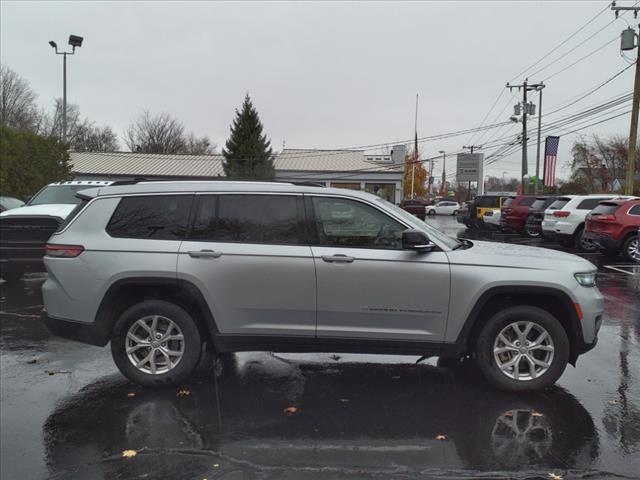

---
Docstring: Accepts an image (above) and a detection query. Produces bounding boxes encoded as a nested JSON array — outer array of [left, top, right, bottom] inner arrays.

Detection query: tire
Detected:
[[475, 306, 569, 393], [524, 216, 540, 238], [0, 269, 23, 283], [452, 210, 459, 216], [427, 210, 436, 217], [622, 234, 640, 263], [574, 226, 597, 252], [110, 300, 202, 387]]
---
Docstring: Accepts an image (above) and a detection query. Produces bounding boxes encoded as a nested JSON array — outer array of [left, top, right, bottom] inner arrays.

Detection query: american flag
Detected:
[[543, 136, 560, 187]]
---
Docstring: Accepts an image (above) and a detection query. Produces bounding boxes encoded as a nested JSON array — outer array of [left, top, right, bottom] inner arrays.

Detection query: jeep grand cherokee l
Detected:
[[41, 181, 603, 392]]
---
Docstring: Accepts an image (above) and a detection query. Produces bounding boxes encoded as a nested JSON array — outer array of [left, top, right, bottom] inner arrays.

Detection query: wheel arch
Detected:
[[452, 286, 583, 365], [94, 277, 218, 347]]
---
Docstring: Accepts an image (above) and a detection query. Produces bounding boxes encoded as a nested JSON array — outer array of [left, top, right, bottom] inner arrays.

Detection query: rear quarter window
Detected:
[[56, 199, 89, 232], [106, 195, 193, 240], [629, 204, 640, 216], [548, 198, 570, 210], [519, 197, 536, 207], [590, 203, 620, 216]]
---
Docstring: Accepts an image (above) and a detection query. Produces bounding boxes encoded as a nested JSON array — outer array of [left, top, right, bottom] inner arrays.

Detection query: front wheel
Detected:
[[475, 306, 569, 393], [524, 216, 541, 238], [111, 300, 202, 387], [427, 210, 436, 217]]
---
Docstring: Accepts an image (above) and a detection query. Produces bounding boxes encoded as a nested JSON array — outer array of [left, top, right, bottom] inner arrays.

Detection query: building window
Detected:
[[364, 183, 396, 203]]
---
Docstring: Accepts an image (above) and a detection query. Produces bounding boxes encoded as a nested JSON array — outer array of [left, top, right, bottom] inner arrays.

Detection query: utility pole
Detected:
[[534, 83, 545, 194], [439, 150, 446, 196], [411, 94, 419, 198], [506, 80, 543, 194], [612, 2, 640, 195]]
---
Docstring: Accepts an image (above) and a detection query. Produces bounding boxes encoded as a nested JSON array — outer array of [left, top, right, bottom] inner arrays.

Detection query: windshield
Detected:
[[29, 185, 86, 206], [377, 198, 460, 250], [0, 196, 24, 210]]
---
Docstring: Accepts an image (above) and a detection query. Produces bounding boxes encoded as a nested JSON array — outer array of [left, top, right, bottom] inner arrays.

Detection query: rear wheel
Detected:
[[111, 300, 202, 387], [475, 306, 569, 393], [427, 210, 436, 216], [575, 227, 597, 252], [622, 234, 640, 262], [524, 216, 540, 238]]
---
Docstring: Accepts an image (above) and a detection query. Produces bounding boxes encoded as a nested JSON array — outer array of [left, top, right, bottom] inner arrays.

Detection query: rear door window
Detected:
[[189, 194, 304, 245], [577, 198, 611, 210], [106, 195, 193, 240]]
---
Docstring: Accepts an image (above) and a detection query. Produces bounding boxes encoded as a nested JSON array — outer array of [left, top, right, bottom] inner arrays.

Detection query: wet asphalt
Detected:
[[0, 216, 639, 480]]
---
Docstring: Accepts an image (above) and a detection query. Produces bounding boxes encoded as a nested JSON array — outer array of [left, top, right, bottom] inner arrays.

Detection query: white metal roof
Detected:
[[69, 149, 403, 178]]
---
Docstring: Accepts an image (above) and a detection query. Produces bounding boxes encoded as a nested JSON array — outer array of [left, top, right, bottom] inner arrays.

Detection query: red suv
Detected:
[[585, 199, 640, 262], [400, 198, 430, 220], [500, 195, 537, 233]]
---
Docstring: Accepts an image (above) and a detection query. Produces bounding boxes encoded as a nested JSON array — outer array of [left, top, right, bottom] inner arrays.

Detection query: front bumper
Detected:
[[41, 310, 110, 347]]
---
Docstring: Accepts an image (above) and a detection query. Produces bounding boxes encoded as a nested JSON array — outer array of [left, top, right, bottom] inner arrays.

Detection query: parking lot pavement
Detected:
[[1, 216, 639, 480]]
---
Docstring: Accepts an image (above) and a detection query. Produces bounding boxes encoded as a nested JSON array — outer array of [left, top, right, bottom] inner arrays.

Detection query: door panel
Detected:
[[312, 247, 450, 340], [308, 195, 450, 341], [178, 194, 316, 337]]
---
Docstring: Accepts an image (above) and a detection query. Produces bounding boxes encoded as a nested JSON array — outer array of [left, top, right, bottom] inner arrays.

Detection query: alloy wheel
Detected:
[[493, 321, 555, 381], [125, 315, 185, 375], [629, 237, 640, 262]]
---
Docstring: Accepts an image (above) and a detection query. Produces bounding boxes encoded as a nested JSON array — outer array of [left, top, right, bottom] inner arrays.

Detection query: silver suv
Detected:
[[41, 181, 604, 392]]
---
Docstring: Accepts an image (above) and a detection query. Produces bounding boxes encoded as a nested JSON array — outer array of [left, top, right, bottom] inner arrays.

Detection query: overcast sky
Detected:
[[1, 1, 637, 181]]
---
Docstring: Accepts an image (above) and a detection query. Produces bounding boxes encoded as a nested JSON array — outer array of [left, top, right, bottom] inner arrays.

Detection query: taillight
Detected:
[[598, 214, 616, 222], [45, 244, 84, 258], [553, 211, 570, 218]]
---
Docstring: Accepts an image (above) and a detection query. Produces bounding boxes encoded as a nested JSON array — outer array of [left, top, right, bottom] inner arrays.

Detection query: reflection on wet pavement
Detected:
[[1, 217, 639, 480]]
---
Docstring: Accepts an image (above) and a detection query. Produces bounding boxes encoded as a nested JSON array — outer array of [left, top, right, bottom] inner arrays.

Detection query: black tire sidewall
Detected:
[[475, 306, 569, 393], [622, 234, 639, 262], [110, 300, 202, 387]]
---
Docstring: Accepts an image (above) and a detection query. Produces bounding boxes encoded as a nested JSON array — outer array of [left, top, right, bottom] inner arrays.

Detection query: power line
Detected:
[[543, 35, 619, 81]]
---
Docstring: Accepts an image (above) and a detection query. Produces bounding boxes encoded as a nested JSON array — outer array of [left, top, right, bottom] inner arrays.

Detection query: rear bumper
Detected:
[[582, 232, 621, 251], [41, 310, 109, 347]]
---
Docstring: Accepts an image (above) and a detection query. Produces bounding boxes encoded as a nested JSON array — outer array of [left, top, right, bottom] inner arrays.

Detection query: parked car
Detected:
[[541, 194, 623, 251], [468, 195, 510, 228], [584, 199, 640, 262], [482, 209, 501, 229], [0, 196, 25, 213], [0, 180, 112, 282], [499, 195, 537, 233], [456, 201, 472, 226], [523, 196, 559, 238], [41, 181, 603, 392], [425, 200, 460, 216], [400, 198, 431, 220]]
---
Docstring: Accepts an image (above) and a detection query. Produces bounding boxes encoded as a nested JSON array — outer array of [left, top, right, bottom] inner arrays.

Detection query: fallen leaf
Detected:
[[27, 359, 37, 364], [127, 392, 136, 398], [45, 370, 71, 376], [532, 411, 544, 417], [122, 450, 137, 458], [284, 406, 299, 415], [330, 355, 341, 361], [435, 434, 447, 440], [177, 389, 191, 397], [548, 473, 563, 480], [608, 400, 619, 405]]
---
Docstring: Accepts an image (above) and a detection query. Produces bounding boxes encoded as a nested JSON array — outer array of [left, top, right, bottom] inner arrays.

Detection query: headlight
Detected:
[[574, 272, 597, 287]]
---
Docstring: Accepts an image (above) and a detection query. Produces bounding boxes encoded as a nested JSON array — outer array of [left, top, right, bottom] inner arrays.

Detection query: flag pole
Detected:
[[412, 94, 418, 198]]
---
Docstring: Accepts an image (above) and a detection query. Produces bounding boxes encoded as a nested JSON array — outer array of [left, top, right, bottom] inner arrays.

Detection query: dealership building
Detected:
[[70, 146, 406, 203]]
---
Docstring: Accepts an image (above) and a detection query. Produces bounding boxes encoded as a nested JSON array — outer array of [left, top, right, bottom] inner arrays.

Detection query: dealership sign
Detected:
[[456, 153, 484, 182]]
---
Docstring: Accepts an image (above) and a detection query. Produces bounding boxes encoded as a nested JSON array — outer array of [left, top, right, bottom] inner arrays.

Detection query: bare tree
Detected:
[[0, 64, 40, 131], [125, 111, 186, 153], [73, 124, 119, 152], [125, 111, 215, 154]]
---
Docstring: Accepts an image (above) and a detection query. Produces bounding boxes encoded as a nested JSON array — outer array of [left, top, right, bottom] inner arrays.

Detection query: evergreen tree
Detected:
[[223, 94, 274, 180]]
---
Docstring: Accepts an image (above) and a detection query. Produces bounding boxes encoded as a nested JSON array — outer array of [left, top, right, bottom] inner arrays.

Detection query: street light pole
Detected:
[[534, 83, 545, 194], [439, 150, 446, 196], [49, 35, 83, 145]]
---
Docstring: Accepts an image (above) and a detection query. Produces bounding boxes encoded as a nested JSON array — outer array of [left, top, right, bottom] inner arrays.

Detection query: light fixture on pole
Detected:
[[48, 34, 84, 145]]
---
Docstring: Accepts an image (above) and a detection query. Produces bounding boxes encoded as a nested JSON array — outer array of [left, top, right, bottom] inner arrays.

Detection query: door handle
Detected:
[[321, 254, 355, 263], [188, 249, 222, 259]]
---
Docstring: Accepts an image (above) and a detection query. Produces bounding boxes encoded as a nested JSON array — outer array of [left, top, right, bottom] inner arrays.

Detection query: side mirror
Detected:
[[402, 229, 436, 253]]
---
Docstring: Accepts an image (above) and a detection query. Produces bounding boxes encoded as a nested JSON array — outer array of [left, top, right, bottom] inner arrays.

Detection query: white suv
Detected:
[[541, 195, 631, 251]]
